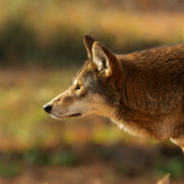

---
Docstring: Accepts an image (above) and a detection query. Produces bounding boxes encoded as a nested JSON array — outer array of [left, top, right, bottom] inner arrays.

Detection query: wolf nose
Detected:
[[43, 104, 52, 113]]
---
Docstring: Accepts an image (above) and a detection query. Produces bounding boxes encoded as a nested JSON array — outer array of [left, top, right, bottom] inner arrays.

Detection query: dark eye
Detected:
[[76, 84, 81, 90]]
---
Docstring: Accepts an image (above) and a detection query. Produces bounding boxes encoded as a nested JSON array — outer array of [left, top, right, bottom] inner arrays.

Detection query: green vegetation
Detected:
[[0, 0, 184, 67], [0, 69, 144, 150], [0, 0, 184, 182], [0, 162, 21, 177], [0, 69, 184, 179]]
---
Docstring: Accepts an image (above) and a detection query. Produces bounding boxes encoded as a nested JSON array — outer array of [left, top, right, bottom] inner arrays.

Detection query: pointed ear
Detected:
[[92, 41, 117, 78], [83, 33, 96, 59]]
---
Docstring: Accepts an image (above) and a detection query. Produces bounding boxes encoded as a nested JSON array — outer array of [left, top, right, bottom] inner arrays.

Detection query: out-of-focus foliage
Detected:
[[0, 0, 184, 67], [1, 69, 184, 181], [0, 69, 146, 151], [1, 0, 184, 183]]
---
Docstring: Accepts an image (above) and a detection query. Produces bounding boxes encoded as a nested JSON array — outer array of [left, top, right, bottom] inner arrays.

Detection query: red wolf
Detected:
[[44, 33, 184, 152]]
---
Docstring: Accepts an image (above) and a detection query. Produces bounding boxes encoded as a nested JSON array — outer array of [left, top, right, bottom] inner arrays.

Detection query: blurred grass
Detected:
[[1, 1, 184, 67], [0, 68, 184, 180], [0, 0, 184, 181], [0, 68, 155, 151]]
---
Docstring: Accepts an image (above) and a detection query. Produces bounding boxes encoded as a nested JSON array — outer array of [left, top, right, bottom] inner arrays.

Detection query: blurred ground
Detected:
[[0, 165, 180, 184], [1, 69, 184, 184], [1, 0, 184, 183], [1, 1, 184, 68]]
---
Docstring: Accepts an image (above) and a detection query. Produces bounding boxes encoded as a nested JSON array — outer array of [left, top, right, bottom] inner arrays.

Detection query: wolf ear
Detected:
[[83, 33, 96, 59], [92, 41, 117, 78]]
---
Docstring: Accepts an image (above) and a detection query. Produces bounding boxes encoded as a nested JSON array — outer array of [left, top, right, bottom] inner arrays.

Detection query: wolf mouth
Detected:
[[68, 113, 82, 118]]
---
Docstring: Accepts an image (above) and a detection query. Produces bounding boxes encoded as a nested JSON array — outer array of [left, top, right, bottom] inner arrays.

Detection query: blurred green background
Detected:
[[1, 0, 184, 184]]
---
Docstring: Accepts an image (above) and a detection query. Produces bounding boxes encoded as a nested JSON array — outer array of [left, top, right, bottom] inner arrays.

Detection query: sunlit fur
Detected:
[[44, 34, 184, 152]]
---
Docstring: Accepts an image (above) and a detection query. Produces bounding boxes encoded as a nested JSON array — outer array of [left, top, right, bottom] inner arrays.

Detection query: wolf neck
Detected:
[[111, 50, 183, 132], [108, 57, 165, 139], [117, 51, 183, 117], [115, 56, 157, 117], [107, 44, 184, 140]]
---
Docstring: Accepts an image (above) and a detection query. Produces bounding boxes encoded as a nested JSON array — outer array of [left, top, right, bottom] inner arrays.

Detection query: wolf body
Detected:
[[44, 34, 184, 151]]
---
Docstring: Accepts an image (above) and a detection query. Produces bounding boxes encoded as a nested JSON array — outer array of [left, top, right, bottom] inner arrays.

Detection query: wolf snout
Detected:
[[43, 104, 52, 113]]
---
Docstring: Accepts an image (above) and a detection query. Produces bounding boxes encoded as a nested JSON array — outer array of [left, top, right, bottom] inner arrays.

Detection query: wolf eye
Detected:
[[75, 84, 81, 90]]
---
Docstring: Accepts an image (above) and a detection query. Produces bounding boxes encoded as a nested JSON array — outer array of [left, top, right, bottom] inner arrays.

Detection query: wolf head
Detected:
[[43, 34, 123, 120]]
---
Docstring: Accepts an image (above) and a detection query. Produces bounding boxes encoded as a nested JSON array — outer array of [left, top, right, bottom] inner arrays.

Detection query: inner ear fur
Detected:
[[92, 41, 118, 78], [83, 33, 96, 59]]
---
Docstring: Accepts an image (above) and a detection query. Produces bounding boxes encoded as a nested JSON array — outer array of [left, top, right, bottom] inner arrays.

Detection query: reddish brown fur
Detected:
[[114, 43, 184, 150], [44, 34, 184, 152]]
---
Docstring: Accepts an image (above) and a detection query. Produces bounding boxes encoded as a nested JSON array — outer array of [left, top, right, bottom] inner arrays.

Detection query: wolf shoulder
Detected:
[[117, 43, 184, 80], [115, 43, 184, 115]]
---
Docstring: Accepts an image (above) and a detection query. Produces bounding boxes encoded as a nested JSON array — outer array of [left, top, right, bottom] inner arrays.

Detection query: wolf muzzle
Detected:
[[43, 104, 52, 113]]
